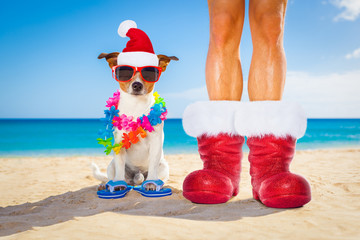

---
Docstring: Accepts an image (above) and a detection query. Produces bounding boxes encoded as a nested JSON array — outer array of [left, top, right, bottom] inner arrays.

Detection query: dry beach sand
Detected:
[[1, 148, 360, 239]]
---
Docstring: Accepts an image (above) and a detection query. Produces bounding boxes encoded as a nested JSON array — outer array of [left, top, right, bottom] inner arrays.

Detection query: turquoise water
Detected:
[[0, 119, 359, 156]]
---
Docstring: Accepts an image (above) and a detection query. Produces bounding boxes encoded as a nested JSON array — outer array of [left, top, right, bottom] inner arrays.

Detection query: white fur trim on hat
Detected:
[[117, 52, 158, 67], [234, 101, 307, 139], [118, 20, 137, 37], [182, 101, 240, 137]]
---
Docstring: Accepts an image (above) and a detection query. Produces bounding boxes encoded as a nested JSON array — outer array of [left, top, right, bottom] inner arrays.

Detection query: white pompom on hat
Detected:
[[117, 20, 158, 67], [118, 20, 137, 37]]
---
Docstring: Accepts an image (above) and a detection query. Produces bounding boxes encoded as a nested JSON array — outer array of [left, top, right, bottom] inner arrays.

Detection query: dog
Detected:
[[92, 53, 178, 191]]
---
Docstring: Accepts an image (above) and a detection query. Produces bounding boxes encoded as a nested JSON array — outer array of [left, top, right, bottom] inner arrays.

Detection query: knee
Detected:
[[252, 6, 285, 46], [210, 12, 241, 49]]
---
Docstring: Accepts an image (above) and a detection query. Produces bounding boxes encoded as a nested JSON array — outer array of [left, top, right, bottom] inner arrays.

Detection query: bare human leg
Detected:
[[248, 0, 287, 101], [206, 0, 245, 100]]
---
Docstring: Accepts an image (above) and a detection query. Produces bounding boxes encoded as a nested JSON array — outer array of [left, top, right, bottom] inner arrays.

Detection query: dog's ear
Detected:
[[157, 54, 179, 72], [98, 52, 120, 68]]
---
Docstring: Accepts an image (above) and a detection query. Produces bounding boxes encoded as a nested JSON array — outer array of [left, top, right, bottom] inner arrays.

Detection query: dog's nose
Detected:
[[132, 82, 143, 92]]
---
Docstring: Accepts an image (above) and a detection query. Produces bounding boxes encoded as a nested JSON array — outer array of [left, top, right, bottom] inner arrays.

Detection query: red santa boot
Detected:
[[235, 101, 311, 208], [182, 101, 244, 204]]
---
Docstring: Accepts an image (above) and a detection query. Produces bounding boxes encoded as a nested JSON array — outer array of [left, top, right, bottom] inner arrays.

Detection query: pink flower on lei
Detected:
[[112, 116, 121, 130], [128, 121, 140, 132], [106, 90, 120, 109], [141, 116, 154, 132], [113, 114, 135, 131]]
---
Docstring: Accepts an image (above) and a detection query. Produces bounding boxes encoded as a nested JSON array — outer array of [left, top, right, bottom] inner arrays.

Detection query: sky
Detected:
[[0, 0, 359, 118]]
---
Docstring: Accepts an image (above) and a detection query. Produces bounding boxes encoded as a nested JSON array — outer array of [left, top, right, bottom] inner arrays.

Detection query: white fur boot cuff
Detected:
[[182, 101, 241, 138], [234, 101, 307, 139]]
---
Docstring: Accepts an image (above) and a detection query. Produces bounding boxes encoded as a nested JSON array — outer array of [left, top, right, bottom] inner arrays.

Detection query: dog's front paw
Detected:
[[114, 186, 127, 191], [97, 183, 126, 191], [97, 184, 106, 191], [145, 183, 157, 191]]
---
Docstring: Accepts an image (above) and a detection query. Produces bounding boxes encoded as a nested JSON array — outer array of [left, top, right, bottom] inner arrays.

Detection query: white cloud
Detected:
[[330, 0, 360, 21], [345, 47, 360, 59], [284, 70, 360, 118], [164, 71, 360, 118]]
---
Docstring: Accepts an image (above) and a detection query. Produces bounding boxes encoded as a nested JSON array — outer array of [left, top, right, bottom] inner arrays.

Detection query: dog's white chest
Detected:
[[117, 89, 154, 118], [124, 137, 151, 170]]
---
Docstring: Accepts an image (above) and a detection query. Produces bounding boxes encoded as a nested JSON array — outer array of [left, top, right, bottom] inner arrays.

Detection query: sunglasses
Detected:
[[111, 65, 162, 83]]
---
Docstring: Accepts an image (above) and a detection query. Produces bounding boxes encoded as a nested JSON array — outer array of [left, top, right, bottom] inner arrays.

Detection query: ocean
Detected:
[[0, 119, 359, 156]]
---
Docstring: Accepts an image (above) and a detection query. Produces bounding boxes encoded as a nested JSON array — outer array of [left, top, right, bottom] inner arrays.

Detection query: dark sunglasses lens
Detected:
[[115, 66, 134, 81], [141, 67, 159, 82]]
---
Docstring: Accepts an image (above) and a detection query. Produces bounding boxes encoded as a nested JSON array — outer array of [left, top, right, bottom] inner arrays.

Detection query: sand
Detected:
[[0, 148, 360, 239]]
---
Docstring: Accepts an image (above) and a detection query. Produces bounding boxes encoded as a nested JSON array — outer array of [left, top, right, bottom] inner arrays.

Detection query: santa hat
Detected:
[[117, 20, 158, 67]]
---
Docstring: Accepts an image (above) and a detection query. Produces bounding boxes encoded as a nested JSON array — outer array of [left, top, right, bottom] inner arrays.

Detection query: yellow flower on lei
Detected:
[[153, 91, 160, 100], [113, 142, 123, 155]]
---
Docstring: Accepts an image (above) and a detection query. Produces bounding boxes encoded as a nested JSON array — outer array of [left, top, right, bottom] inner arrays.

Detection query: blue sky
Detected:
[[0, 0, 359, 118]]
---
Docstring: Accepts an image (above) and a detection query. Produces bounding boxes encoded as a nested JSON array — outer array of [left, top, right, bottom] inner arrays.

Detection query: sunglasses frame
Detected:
[[111, 65, 162, 83]]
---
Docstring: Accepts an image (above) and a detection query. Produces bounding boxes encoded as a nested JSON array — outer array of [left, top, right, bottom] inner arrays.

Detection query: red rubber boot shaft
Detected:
[[247, 135, 311, 208], [183, 134, 244, 204]]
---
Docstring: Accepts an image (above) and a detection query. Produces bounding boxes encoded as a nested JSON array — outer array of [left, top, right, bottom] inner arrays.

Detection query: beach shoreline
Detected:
[[1, 148, 360, 239], [1, 145, 359, 159]]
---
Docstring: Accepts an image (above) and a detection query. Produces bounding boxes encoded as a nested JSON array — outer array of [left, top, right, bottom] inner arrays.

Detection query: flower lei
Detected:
[[97, 90, 167, 155]]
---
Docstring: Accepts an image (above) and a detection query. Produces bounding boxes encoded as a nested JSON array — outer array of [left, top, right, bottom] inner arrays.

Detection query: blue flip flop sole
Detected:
[[97, 180, 132, 199], [133, 186, 172, 198], [97, 187, 132, 199], [96, 180, 172, 199]]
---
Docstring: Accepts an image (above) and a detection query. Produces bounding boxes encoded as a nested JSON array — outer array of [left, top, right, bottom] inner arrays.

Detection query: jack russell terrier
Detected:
[[92, 20, 178, 198]]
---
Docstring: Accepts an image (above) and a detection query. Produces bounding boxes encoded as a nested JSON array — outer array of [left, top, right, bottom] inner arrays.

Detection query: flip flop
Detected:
[[97, 180, 132, 199], [133, 179, 172, 198]]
